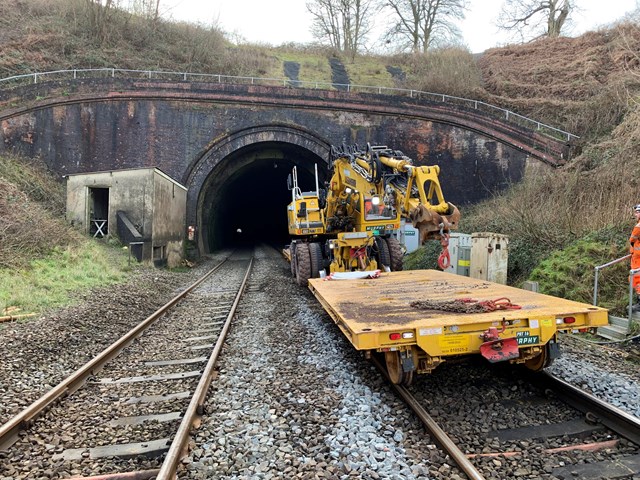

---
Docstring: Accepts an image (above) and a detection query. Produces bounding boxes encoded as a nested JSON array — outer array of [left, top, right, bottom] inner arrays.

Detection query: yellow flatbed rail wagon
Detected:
[[308, 269, 608, 385]]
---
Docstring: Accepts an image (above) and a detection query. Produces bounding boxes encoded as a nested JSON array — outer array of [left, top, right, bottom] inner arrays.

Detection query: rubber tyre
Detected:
[[373, 236, 391, 270], [308, 242, 324, 278], [385, 236, 404, 271], [290, 243, 297, 278], [295, 243, 312, 286]]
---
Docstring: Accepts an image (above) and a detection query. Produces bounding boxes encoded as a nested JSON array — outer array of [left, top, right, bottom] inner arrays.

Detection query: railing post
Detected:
[[592, 254, 632, 308], [593, 267, 600, 305], [73, 69, 77, 79], [111, 68, 115, 78], [628, 267, 640, 322]]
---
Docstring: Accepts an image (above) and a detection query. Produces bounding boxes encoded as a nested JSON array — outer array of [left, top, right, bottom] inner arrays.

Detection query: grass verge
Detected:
[[0, 241, 132, 318]]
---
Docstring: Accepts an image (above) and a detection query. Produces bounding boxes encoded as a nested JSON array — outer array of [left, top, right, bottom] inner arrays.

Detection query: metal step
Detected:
[[608, 315, 631, 330], [597, 323, 629, 341]]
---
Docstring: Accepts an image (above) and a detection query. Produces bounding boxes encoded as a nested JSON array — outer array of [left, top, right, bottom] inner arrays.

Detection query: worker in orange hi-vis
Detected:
[[629, 204, 640, 312]]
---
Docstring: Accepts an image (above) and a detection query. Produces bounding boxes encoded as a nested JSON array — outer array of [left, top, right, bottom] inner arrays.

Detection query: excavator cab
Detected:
[[363, 195, 395, 221], [287, 165, 325, 236]]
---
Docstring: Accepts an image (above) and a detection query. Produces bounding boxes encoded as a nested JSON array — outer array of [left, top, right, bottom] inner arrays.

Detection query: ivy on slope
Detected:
[[529, 226, 630, 315]]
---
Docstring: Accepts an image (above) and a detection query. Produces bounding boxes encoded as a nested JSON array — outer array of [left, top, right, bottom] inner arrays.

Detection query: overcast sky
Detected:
[[160, 0, 638, 53]]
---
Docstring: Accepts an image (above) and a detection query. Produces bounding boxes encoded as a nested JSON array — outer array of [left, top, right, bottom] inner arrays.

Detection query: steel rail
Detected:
[[536, 371, 640, 446], [156, 257, 254, 480], [0, 257, 230, 451], [371, 357, 486, 480], [62, 470, 160, 480]]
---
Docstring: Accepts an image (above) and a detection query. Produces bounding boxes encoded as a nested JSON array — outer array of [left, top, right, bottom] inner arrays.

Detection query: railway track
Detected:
[[0, 250, 253, 479], [3, 247, 640, 479], [375, 358, 640, 480]]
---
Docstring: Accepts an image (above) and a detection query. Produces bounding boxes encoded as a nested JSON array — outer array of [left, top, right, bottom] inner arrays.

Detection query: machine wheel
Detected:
[[290, 243, 297, 278], [384, 351, 414, 386], [385, 236, 404, 271], [373, 236, 391, 270], [524, 345, 554, 371], [308, 242, 324, 278], [295, 243, 312, 286]]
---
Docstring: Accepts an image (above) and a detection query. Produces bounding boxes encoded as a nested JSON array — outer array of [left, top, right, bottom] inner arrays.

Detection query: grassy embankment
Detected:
[[0, 154, 130, 319], [406, 26, 640, 316]]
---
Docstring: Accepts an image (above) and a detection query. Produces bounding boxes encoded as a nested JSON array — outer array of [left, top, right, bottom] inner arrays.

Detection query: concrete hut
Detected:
[[65, 167, 187, 267]]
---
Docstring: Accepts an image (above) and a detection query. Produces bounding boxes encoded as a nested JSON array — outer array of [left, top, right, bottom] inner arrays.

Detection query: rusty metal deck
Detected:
[[308, 269, 608, 353]]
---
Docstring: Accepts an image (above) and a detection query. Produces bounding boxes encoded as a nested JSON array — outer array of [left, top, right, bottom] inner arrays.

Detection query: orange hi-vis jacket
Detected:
[[630, 222, 640, 294]]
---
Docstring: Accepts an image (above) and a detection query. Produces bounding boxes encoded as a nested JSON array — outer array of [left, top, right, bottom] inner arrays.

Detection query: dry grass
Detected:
[[0, 163, 80, 269], [393, 48, 484, 97], [461, 99, 640, 285], [0, 0, 275, 77], [0, 154, 77, 266], [478, 23, 640, 137]]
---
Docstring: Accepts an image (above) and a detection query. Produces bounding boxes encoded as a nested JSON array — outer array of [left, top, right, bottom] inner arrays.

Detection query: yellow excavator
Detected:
[[286, 144, 460, 285]]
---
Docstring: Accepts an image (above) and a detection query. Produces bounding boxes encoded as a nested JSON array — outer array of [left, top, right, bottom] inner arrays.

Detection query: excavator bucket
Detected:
[[480, 337, 520, 363], [409, 203, 461, 244]]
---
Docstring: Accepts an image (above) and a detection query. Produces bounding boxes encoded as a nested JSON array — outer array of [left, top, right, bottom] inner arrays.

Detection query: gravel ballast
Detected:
[[1, 245, 639, 479]]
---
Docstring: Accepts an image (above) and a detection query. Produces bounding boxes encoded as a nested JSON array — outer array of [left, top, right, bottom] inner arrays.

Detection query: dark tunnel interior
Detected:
[[201, 142, 326, 252]]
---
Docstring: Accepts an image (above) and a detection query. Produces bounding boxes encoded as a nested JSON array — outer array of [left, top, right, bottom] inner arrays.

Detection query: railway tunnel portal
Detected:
[[0, 76, 576, 254], [194, 128, 328, 252]]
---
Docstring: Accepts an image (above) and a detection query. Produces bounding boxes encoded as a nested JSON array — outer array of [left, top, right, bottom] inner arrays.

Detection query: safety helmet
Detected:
[[634, 204, 640, 212]]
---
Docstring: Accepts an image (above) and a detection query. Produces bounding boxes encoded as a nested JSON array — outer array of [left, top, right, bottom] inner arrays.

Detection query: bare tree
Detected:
[[383, 0, 468, 53], [498, 0, 573, 40], [128, 0, 161, 24], [307, 0, 379, 59], [84, 0, 119, 45]]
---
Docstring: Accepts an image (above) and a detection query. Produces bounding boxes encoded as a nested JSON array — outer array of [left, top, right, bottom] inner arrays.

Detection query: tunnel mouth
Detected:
[[199, 141, 326, 252]]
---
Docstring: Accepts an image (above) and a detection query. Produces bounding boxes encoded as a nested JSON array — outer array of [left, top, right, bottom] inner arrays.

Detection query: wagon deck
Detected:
[[308, 269, 608, 366]]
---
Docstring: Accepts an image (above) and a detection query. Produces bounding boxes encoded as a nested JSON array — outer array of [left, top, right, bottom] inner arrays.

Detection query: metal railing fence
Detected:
[[0, 67, 579, 142], [592, 254, 638, 324], [593, 254, 631, 306]]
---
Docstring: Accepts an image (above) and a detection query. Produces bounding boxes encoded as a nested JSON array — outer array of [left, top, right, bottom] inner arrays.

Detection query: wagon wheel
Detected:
[[524, 344, 554, 371], [385, 236, 404, 271], [384, 351, 414, 386], [295, 243, 312, 286]]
